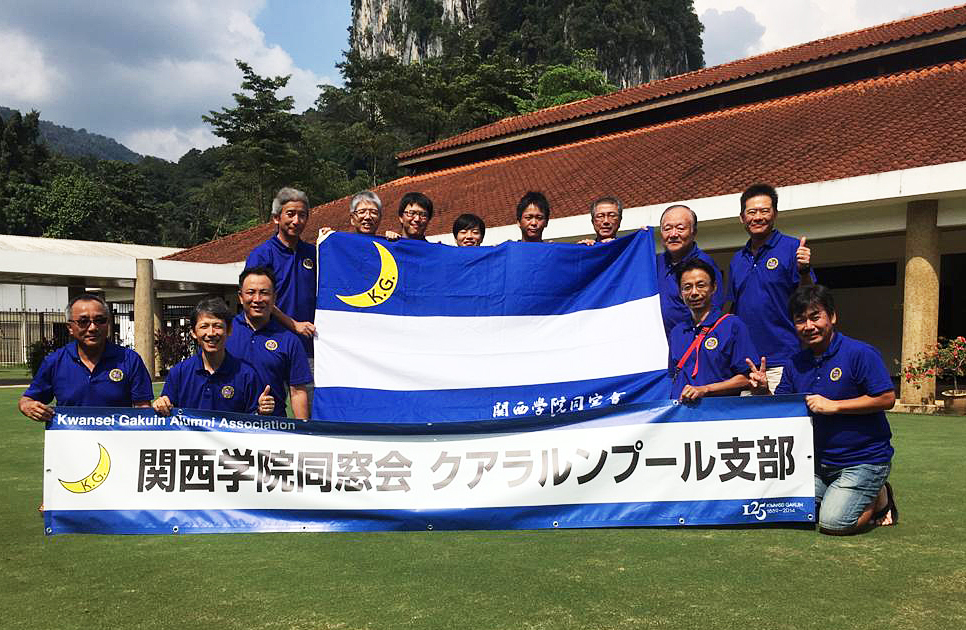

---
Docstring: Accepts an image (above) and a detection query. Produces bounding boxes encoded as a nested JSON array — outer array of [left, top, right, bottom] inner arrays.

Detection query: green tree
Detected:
[[518, 49, 616, 112], [203, 60, 302, 221]]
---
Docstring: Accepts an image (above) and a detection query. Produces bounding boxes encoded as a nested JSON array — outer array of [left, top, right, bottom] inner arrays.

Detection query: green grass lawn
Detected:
[[2, 387, 964, 630], [0, 363, 31, 382]]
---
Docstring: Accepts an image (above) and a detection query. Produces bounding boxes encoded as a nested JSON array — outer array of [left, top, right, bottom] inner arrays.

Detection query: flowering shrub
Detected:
[[903, 336, 966, 392], [154, 323, 194, 373]]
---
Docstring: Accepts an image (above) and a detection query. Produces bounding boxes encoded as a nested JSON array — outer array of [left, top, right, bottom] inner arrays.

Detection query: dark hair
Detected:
[[788, 285, 836, 319], [65, 293, 111, 319], [591, 196, 623, 217], [191, 297, 232, 330], [659, 204, 698, 234], [675, 258, 717, 287], [516, 191, 550, 221], [238, 266, 276, 290], [740, 183, 778, 215], [398, 192, 434, 219], [452, 213, 485, 239]]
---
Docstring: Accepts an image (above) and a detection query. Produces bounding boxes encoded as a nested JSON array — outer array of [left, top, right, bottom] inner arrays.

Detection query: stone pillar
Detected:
[[153, 292, 163, 376], [134, 259, 157, 378], [899, 200, 940, 405]]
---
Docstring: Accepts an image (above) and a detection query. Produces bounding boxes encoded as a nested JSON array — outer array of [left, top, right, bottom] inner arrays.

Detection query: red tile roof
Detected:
[[167, 59, 966, 264], [397, 4, 966, 161]]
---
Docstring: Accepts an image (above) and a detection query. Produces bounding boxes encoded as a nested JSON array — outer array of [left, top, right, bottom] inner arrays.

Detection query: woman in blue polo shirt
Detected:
[[153, 298, 274, 416], [668, 259, 758, 401], [748, 285, 898, 534]]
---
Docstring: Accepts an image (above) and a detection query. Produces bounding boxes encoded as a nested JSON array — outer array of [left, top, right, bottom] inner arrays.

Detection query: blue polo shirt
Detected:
[[775, 333, 894, 467], [226, 314, 312, 417], [24, 341, 153, 407], [656, 243, 725, 335], [160, 352, 259, 414], [246, 235, 317, 355], [727, 230, 816, 367], [667, 308, 758, 399]]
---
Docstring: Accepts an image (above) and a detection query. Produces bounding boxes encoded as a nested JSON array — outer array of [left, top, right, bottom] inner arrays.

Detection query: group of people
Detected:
[[19, 182, 898, 535]]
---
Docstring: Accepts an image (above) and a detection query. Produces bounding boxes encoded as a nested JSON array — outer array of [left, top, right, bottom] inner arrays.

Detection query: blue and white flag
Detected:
[[313, 231, 670, 424]]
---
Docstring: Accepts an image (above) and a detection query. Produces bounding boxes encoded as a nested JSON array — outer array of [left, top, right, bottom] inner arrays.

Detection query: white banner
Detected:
[[43, 397, 815, 535]]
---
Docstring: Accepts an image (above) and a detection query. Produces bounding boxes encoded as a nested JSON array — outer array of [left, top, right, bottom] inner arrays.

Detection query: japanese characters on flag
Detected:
[[43, 398, 815, 535]]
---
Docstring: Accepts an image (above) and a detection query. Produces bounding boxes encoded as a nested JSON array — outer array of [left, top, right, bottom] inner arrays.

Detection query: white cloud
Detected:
[[0, 28, 66, 104], [0, 1, 329, 161], [122, 126, 222, 161], [694, 1, 959, 66]]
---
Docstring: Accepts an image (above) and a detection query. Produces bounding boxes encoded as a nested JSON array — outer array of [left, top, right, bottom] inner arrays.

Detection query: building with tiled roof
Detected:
[[167, 5, 966, 410]]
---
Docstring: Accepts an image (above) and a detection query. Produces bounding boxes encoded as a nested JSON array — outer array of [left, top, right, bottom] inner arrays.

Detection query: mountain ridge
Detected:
[[0, 105, 143, 164]]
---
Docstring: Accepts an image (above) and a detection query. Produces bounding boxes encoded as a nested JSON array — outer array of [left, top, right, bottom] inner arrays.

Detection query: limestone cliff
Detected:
[[351, 0, 478, 65], [350, 0, 704, 88]]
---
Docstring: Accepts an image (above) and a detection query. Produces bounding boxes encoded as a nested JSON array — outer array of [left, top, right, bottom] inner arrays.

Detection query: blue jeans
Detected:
[[814, 462, 891, 531]]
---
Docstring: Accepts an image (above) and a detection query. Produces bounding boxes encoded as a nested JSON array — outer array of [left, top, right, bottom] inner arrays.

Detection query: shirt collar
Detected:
[[191, 351, 235, 377], [743, 229, 782, 255], [66, 340, 119, 365], [817, 332, 842, 361], [238, 313, 283, 335], [683, 305, 723, 332], [662, 242, 699, 268]]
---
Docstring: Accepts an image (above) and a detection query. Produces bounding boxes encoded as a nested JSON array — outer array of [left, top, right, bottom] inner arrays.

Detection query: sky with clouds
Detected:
[[0, 0, 957, 161]]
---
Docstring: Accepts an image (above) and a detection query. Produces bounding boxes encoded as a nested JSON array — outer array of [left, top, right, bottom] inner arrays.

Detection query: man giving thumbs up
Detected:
[[727, 183, 816, 392]]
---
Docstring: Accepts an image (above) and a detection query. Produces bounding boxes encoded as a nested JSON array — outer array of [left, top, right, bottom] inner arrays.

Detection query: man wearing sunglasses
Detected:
[[19, 294, 153, 422]]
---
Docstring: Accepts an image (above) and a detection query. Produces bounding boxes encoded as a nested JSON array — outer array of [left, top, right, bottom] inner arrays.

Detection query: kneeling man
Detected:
[[668, 260, 757, 401], [749, 285, 898, 534]]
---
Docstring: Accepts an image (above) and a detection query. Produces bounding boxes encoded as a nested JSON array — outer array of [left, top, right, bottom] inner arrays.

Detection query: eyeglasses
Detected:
[[402, 209, 429, 219], [69, 316, 109, 328], [352, 209, 380, 218]]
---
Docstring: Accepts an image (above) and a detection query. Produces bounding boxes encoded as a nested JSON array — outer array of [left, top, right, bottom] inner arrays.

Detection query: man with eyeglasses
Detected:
[[577, 197, 624, 245], [19, 294, 153, 422], [656, 204, 725, 336], [727, 183, 815, 393], [385, 192, 433, 241], [246, 187, 317, 361]]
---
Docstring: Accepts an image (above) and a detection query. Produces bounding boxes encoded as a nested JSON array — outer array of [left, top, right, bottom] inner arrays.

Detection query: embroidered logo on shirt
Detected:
[[302, 258, 314, 270], [265, 339, 279, 351], [765, 257, 779, 270], [829, 367, 842, 381], [704, 337, 719, 350], [221, 385, 235, 399], [108, 368, 124, 382]]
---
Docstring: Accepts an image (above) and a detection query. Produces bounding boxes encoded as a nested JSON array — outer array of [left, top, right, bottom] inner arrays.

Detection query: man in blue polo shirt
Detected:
[[19, 294, 153, 421], [668, 259, 758, 401], [656, 204, 725, 335], [728, 183, 815, 392], [227, 267, 312, 419], [749, 285, 897, 535], [246, 187, 317, 359], [153, 298, 274, 416]]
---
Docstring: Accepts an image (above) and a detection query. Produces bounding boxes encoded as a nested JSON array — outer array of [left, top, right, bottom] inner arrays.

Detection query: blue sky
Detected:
[[0, 1, 956, 160], [256, 0, 352, 86]]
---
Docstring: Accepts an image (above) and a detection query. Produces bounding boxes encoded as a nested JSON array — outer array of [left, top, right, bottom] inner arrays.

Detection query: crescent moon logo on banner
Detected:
[[59, 443, 111, 493], [336, 242, 399, 308]]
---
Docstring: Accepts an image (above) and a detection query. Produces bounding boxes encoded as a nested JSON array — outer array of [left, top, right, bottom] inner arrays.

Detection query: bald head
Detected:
[[660, 205, 697, 260]]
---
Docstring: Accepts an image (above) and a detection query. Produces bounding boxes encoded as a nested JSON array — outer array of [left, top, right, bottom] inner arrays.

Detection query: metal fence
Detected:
[[0, 310, 70, 364]]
